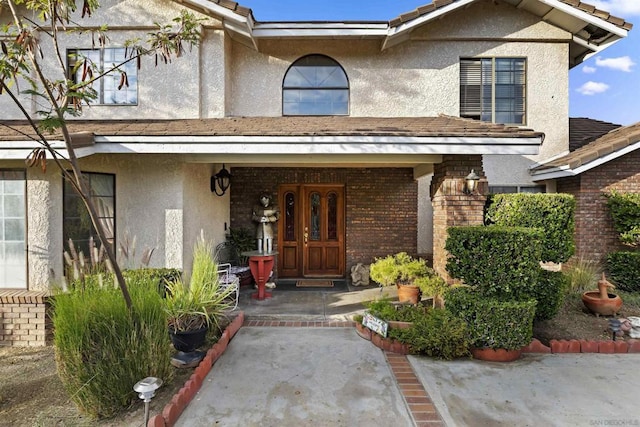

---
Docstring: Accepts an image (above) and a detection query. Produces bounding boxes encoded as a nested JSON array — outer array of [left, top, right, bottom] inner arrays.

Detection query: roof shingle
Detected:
[[0, 116, 543, 141]]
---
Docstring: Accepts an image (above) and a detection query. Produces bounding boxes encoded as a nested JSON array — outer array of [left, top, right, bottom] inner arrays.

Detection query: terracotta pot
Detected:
[[581, 291, 623, 316], [471, 347, 522, 362], [396, 284, 420, 304]]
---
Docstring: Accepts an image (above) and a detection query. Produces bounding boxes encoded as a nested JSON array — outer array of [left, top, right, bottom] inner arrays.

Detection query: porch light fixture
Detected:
[[134, 376, 163, 426], [463, 169, 480, 195], [211, 164, 231, 196]]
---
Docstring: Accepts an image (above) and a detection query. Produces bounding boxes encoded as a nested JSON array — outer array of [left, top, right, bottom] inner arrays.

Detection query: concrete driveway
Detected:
[[410, 353, 640, 426]]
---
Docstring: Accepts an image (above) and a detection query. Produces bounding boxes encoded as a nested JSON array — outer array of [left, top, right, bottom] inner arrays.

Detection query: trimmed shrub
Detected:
[[400, 309, 470, 360], [532, 269, 568, 320], [365, 299, 426, 323], [445, 226, 543, 299], [446, 288, 537, 351], [53, 275, 173, 419], [607, 251, 640, 292], [605, 191, 640, 247], [485, 193, 575, 262]]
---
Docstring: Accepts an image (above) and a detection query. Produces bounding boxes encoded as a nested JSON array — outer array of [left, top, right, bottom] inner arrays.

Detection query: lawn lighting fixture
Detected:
[[211, 164, 231, 196], [608, 318, 622, 341], [134, 376, 163, 425], [464, 169, 480, 195]]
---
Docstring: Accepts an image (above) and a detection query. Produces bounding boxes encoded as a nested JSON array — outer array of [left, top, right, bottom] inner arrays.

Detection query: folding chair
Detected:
[[218, 262, 240, 310]]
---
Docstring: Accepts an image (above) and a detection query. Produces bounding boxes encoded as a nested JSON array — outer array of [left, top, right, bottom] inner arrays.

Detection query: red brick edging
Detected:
[[148, 312, 245, 427], [523, 338, 640, 354]]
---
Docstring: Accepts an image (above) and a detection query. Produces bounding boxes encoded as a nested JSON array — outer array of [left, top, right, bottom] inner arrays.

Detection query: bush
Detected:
[[402, 309, 470, 360], [532, 269, 568, 320], [607, 251, 640, 292], [445, 226, 543, 299], [365, 299, 425, 323], [124, 268, 182, 296], [485, 193, 575, 262], [605, 191, 640, 247], [446, 288, 537, 350], [564, 257, 601, 292], [53, 275, 173, 419]]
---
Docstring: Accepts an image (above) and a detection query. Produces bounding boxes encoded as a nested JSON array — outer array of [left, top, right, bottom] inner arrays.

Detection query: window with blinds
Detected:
[[460, 58, 526, 125]]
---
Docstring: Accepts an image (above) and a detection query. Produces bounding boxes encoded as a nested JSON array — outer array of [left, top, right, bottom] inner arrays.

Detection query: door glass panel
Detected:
[[310, 192, 321, 241], [0, 170, 26, 288], [328, 192, 337, 241], [285, 192, 296, 241]]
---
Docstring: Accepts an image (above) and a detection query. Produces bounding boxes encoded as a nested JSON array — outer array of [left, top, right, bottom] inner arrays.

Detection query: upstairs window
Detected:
[[283, 54, 349, 116], [460, 58, 526, 125], [68, 48, 138, 105]]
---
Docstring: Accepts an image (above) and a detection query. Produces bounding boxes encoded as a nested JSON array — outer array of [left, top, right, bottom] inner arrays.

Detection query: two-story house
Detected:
[[0, 0, 631, 345]]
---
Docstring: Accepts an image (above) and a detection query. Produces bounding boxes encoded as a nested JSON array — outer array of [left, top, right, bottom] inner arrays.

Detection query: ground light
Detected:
[[608, 318, 622, 341], [134, 376, 163, 425]]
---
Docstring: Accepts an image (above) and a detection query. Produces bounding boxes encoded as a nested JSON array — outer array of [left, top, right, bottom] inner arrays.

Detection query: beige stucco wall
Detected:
[[0, 0, 222, 120], [0, 155, 227, 289], [227, 0, 570, 168]]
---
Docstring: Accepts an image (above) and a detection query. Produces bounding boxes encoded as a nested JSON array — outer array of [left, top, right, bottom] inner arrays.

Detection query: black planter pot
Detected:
[[169, 326, 208, 352]]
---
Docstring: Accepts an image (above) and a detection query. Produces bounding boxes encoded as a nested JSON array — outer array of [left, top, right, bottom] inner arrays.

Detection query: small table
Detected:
[[241, 251, 278, 300]]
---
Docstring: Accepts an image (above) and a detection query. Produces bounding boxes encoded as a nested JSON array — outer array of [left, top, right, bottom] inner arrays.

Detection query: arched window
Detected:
[[282, 54, 349, 116]]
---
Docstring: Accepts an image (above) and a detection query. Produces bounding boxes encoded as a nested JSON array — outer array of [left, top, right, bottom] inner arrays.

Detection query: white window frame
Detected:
[[68, 48, 138, 105], [0, 170, 27, 289]]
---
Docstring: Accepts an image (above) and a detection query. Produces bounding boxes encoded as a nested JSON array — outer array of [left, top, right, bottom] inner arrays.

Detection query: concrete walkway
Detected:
[[175, 286, 640, 426], [175, 326, 414, 426]]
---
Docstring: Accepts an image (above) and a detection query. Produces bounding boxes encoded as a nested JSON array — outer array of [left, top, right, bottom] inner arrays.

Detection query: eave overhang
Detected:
[[180, 0, 631, 68]]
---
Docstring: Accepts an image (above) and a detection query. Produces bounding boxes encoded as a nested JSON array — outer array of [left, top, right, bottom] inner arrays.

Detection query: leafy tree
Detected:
[[1, 0, 202, 310]]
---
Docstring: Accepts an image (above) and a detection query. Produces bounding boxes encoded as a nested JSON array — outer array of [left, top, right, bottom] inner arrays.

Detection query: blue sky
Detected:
[[241, 0, 640, 125]]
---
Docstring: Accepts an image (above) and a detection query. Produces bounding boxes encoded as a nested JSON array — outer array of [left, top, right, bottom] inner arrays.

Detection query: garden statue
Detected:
[[350, 263, 370, 286], [252, 193, 280, 253]]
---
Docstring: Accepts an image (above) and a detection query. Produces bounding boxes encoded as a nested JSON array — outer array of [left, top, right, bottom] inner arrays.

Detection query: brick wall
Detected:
[[230, 167, 418, 276], [431, 155, 487, 281], [0, 291, 53, 346], [557, 149, 640, 264]]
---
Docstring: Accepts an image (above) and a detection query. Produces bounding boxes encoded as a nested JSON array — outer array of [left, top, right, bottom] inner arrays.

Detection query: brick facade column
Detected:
[[431, 155, 487, 282]]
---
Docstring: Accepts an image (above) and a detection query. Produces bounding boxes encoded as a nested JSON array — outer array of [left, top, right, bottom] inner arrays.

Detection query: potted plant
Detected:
[[369, 252, 441, 304], [164, 239, 234, 352]]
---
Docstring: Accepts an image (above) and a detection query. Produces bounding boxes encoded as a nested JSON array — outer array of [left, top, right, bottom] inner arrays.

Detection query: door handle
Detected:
[[304, 232, 308, 244]]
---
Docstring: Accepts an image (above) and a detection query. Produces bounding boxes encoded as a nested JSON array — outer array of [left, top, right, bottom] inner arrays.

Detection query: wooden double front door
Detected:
[[277, 184, 345, 278]]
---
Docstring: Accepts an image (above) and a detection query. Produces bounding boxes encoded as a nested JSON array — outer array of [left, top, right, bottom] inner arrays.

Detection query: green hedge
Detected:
[[531, 269, 568, 320], [445, 226, 543, 299], [607, 251, 640, 292], [605, 191, 640, 247], [445, 287, 537, 350], [401, 309, 470, 360], [485, 193, 575, 263]]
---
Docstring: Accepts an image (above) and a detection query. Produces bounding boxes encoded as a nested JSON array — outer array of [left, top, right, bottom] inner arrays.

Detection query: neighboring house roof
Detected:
[[531, 121, 640, 181], [569, 117, 621, 151], [0, 116, 544, 162], [187, 0, 632, 67]]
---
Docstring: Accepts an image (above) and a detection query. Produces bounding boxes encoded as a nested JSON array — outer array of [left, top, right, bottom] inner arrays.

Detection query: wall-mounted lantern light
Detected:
[[211, 164, 231, 196], [463, 169, 480, 195]]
